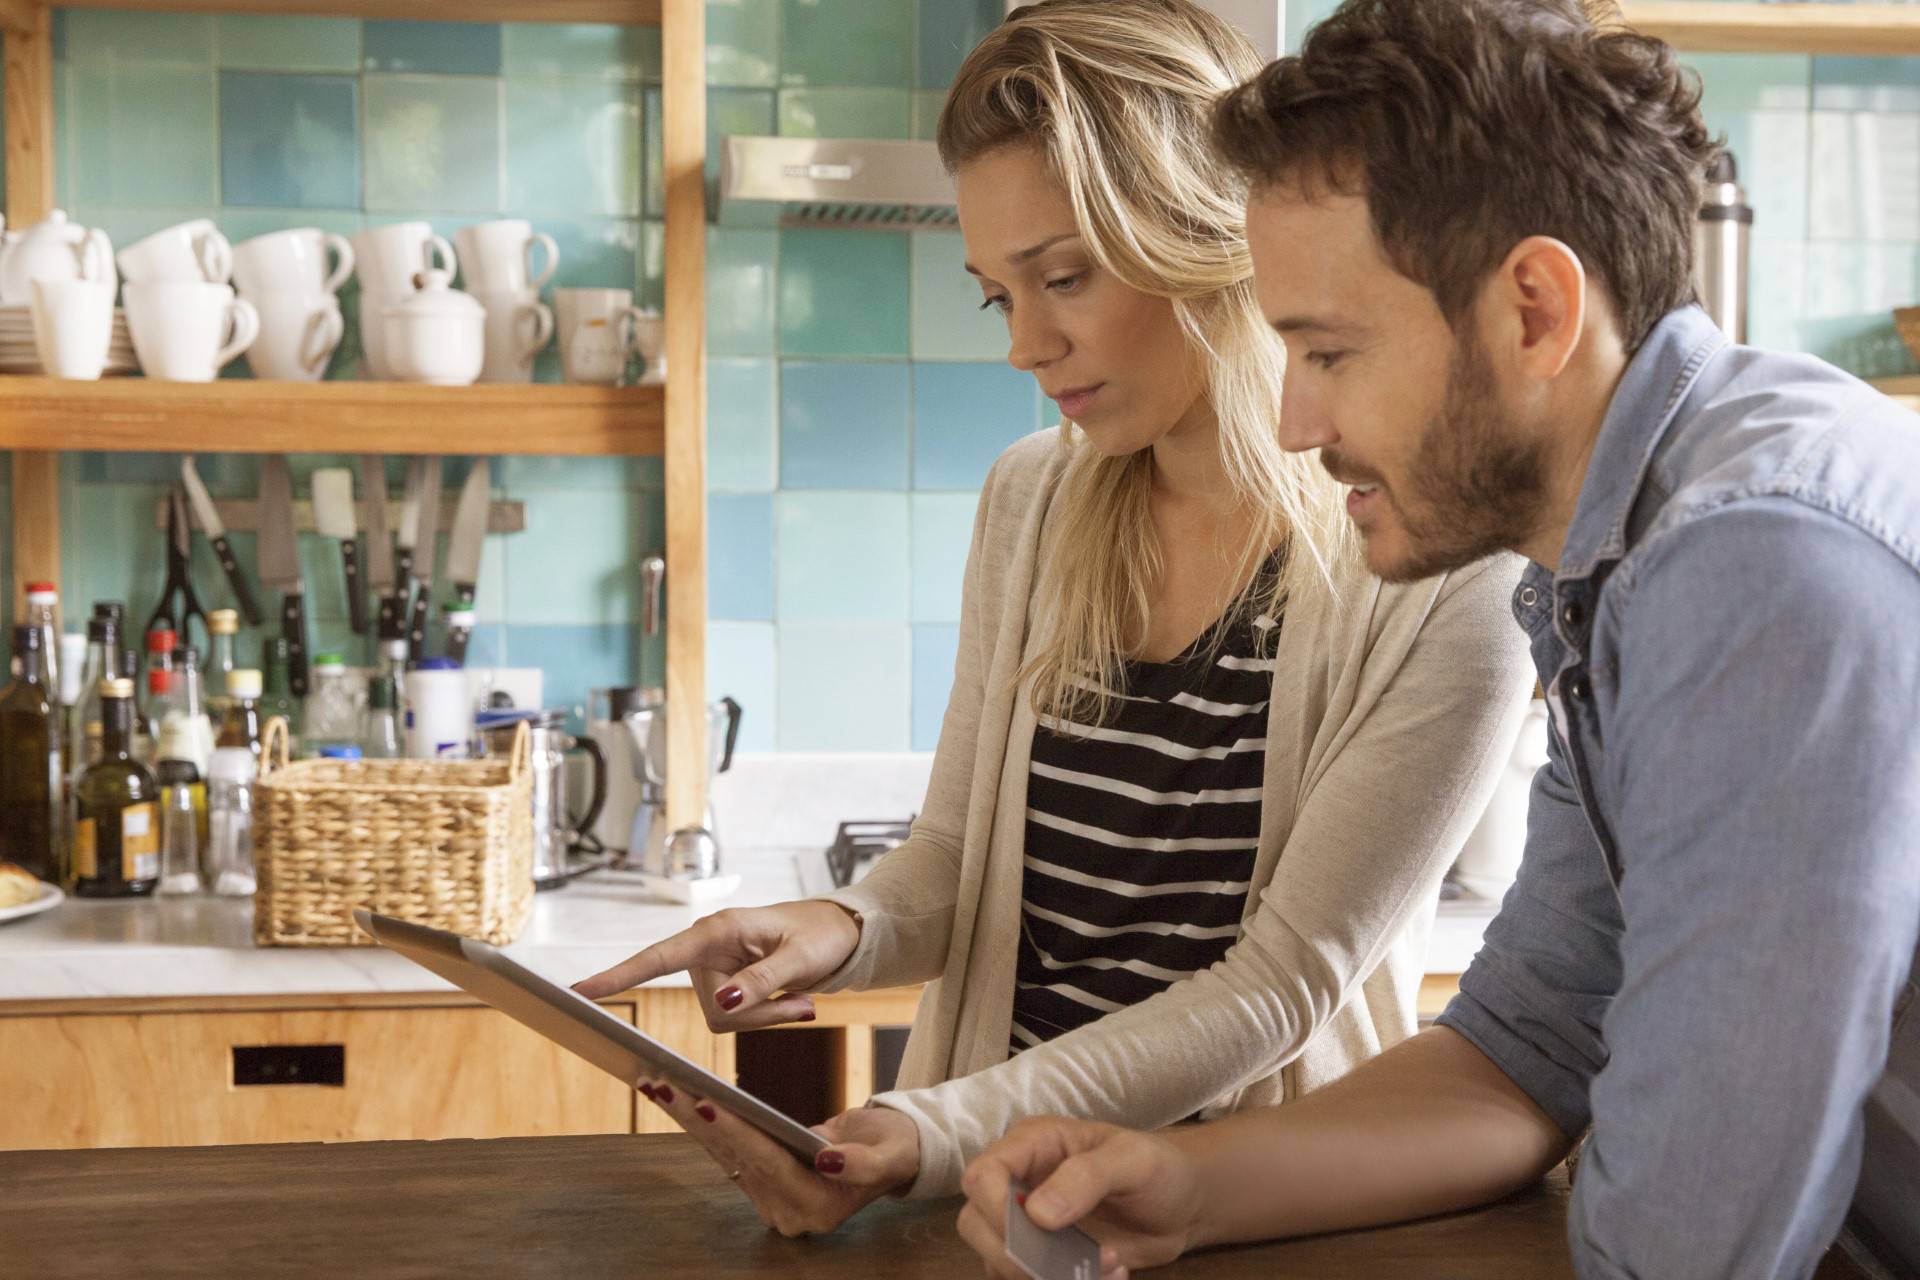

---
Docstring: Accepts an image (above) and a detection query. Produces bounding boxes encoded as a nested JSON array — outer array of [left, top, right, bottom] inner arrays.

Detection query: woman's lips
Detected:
[[1054, 384, 1102, 419]]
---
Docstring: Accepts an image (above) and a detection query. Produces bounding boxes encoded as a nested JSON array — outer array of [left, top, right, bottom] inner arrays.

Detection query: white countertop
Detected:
[[0, 851, 1496, 1004]]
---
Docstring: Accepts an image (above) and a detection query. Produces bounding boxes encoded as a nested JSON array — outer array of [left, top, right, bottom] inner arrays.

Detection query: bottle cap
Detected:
[[314, 653, 346, 668], [100, 677, 134, 699], [318, 745, 363, 760], [227, 668, 263, 699], [25, 582, 56, 602], [416, 657, 460, 672], [208, 609, 240, 635], [146, 628, 177, 653], [147, 668, 175, 695]]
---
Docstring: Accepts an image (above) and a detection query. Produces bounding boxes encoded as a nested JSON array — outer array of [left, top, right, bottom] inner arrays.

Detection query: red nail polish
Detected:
[[656, 1085, 674, 1104], [639, 1084, 656, 1100], [798, 1010, 816, 1022], [695, 1103, 717, 1122], [1015, 1193, 1028, 1208], [716, 986, 743, 1011], [814, 1150, 846, 1176]]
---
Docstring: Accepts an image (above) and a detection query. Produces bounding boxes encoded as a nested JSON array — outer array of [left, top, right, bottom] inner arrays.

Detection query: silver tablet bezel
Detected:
[[355, 909, 830, 1163]]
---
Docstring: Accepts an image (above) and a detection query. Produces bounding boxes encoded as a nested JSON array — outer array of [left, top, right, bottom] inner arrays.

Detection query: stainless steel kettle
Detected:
[[622, 694, 741, 878]]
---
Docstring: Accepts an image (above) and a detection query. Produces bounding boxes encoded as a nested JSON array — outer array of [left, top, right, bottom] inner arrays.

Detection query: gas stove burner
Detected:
[[825, 818, 915, 889]]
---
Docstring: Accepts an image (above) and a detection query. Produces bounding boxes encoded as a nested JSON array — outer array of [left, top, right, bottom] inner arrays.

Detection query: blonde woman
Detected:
[[576, 0, 1532, 1234]]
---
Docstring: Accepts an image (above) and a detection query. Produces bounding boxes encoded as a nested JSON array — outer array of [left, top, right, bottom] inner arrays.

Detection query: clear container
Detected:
[[157, 779, 202, 896], [304, 653, 361, 755], [361, 674, 403, 760], [205, 746, 257, 897]]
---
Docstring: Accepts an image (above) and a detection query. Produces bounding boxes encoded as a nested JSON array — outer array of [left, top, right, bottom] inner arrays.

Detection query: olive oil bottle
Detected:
[[0, 624, 63, 883], [73, 678, 159, 897]]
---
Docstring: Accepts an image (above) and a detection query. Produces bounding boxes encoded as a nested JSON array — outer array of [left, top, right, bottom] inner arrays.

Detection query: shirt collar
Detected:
[[1553, 305, 1728, 583]]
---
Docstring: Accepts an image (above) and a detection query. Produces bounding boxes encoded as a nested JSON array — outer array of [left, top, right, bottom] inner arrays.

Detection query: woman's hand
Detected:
[[956, 1118, 1207, 1279], [641, 1081, 922, 1236], [572, 900, 861, 1031]]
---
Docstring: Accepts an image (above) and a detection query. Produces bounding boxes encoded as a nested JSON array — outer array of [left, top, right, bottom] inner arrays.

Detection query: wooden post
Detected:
[[660, 0, 708, 832], [5, 0, 59, 615]]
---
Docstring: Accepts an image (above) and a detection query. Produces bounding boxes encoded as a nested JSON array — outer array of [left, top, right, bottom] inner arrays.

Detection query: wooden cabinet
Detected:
[[0, 986, 922, 1152]]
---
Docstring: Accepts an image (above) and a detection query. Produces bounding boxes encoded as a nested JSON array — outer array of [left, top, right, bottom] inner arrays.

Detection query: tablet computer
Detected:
[[354, 909, 829, 1164]]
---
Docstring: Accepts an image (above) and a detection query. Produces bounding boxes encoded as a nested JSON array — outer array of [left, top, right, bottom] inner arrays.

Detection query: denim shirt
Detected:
[[1436, 306, 1920, 1279]]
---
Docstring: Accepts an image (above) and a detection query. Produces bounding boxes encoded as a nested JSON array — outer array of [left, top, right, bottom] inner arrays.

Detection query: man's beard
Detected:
[[1371, 333, 1552, 583]]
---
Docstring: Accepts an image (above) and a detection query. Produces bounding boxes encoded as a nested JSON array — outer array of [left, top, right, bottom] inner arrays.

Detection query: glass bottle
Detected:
[[155, 753, 203, 897], [72, 678, 159, 898], [0, 624, 64, 884], [155, 715, 208, 886], [206, 609, 240, 718], [206, 746, 257, 898], [361, 674, 403, 760], [70, 613, 121, 773], [304, 653, 359, 755], [216, 668, 265, 762], [171, 645, 215, 778], [137, 628, 178, 765], [23, 582, 60, 694], [260, 635, 302, 752]]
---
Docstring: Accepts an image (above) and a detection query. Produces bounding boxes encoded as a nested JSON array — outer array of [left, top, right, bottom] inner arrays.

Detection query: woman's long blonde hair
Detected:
[[939, 0, 1356, 727]]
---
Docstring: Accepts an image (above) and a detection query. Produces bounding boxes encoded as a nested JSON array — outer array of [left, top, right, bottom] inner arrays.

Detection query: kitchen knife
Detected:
[[442, 459, 491, 664], [181, 456, 264, 625], [311, 468, 364, 635], [391, 457, 424, 655], [406, 459, 443, 664], [360, 454, 400, 652], [257, 455, 309, 697]]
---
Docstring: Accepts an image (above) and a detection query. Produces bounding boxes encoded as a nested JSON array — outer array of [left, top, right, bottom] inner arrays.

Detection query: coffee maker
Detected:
[[620, 692, 741, 877]]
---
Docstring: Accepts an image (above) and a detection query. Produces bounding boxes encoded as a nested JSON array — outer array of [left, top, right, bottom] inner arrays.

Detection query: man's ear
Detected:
[[1486, 235, 1587, 381]]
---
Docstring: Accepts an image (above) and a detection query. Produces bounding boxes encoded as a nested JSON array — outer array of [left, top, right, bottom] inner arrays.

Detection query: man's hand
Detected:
[[955, 1118, 1208, 1278]]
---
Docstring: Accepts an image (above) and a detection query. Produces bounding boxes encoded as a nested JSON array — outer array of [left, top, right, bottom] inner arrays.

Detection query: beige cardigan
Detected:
[[816, 428, 1535, 1197]]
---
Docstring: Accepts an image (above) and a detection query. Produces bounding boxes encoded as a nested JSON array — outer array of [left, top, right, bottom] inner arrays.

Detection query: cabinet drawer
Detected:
[[0, 1003, 639, 1151]]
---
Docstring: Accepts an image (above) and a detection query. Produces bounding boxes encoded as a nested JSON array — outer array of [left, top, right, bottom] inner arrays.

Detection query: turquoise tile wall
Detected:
[[13, 1, 1011, 753]]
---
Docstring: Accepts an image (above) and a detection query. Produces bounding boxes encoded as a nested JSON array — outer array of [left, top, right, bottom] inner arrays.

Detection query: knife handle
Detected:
[[343, 539, 366, 635], [377, 590, 406, 643], [446, 585, 477, 664], [283, 594, 309, 698], [214, 535, 264, 625], [407, 587, 431, 665]]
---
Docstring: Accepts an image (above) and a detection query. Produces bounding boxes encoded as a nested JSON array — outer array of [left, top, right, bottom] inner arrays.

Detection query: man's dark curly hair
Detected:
[[1212, 0, 1720, 351]]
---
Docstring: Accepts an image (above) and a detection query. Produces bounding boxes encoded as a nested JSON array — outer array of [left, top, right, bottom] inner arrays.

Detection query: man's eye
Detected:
[[1307, 350, 1346, 370]]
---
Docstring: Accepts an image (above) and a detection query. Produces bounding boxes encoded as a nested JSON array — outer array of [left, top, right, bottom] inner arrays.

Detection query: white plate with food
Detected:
[[0, 861, 63, 923]]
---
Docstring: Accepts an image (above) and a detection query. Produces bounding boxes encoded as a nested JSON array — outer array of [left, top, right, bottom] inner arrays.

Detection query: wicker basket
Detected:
[[251, 717, 534, 947]]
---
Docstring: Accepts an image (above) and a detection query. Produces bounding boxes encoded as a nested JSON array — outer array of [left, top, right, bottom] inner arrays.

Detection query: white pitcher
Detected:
[[0, 210, 114, 306]]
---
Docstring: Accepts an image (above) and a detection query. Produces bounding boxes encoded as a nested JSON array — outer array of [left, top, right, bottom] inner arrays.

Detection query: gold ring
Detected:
[[727, 1168, 744, 1181]]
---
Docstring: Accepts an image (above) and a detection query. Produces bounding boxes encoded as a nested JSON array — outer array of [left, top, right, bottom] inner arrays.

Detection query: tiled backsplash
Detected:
[[13, 3, 1914, 752], [1, 0, 1024, 753]]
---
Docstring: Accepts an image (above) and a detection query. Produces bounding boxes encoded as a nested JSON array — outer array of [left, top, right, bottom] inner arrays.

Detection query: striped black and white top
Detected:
[[1010, 598, 1278, 1057]]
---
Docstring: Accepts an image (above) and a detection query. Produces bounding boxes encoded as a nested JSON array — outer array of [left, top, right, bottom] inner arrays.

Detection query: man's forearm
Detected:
[[1168, 1027, 1573, 1249]]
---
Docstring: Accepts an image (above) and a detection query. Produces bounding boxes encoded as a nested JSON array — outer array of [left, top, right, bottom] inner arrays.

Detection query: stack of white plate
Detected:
[[0, 303, 139, 375]]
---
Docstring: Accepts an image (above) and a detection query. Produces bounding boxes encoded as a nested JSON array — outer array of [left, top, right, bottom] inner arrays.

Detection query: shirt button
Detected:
[[1568, 674, 1592, 701], [1562, 601, 1586, 630], [1518, 586, 1539, 608]]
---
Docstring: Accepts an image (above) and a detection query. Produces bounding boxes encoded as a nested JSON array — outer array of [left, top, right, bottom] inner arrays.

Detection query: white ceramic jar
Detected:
[[381, 269, 484, 386]]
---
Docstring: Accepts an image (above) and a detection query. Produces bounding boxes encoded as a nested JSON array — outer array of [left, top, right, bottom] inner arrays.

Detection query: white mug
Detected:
[[245, 291, 343, 382], [629, 308, 665, 385], [123, 281, 259, 382], [472, 287, 555, 385], [29, 278, 115, 380], [454, 219, 560, 293], [351, 221, 457, 296], [555, 287, 644, 385], [117, 219, 233, 286], [233, 228, 355, 298]]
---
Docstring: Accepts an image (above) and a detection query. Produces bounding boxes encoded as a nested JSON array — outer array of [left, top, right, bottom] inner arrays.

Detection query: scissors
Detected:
[[146, 486, 209, 654]]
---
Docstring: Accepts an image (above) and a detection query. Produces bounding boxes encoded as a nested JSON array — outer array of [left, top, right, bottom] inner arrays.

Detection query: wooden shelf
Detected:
[[0, 0, 660, 31], [0, 377, 664, 456], [1621, 2, 1920, 56]]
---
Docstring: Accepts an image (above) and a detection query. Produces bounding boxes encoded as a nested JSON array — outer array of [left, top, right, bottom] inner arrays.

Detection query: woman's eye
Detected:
[[1044, 273, 1083, 294], [978, 294, 1011, 315]]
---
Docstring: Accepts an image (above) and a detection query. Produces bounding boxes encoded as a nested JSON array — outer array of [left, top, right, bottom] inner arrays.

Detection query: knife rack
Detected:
[[152, 499, 526, 536]]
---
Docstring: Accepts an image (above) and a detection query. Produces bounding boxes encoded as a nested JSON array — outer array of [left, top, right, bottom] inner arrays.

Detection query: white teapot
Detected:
[[381, 269, 484, 386], [0, 210, 114, 305]]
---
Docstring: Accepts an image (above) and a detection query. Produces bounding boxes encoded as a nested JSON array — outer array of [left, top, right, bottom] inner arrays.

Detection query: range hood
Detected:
[[720, 135, 957, 230]]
